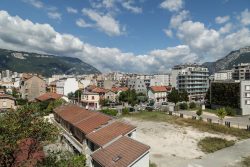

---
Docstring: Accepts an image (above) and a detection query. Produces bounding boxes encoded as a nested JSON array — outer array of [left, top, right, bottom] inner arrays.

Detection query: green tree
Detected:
[[0, 104, 58, 166], [101, 108, 118, 116], [216, 108, 227, 124], [167, 88, 180, 106], [189, 102, 196, 109], [74, 90, 82, 102], [179, 90, 189, 102], [196, 107, 203, 120]]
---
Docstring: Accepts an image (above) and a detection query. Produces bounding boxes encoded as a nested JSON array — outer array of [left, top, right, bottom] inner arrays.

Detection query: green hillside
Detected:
[[0, 48, 100, 77]]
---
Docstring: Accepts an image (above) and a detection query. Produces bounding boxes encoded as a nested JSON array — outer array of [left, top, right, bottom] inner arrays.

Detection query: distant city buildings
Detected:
[[214, 70, 232, 81]]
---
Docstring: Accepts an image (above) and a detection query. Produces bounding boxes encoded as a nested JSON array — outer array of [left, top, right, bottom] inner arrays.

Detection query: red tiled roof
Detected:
[[91, 136, 150, 167], [111, 87, 129, 93], [75, 113, 111, 134], [150, 86, 171, 92], [36, 92, 63, 102], [54, 104, 112, 135], [92, 87, 108, 93], [86, 121, 136, 147]]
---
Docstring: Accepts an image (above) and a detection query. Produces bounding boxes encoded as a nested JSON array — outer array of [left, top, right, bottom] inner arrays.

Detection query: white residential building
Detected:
[[150, 74, 171, 86], [214, 70, 232, 81], [148, 86, 171, 105], [171, 64, 209, 101], [81, 91, 100, 110], [56, 78, 79, 96], [127, 79, 147, 94]]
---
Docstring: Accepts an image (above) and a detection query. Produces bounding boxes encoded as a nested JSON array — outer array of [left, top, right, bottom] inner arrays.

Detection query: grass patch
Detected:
[[198, 137, 235, 153], [241, 156, 250, 167], [123, 111, 250, 139], [150, 162, 157, 167]]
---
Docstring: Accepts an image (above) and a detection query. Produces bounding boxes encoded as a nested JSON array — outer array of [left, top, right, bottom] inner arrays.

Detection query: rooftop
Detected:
[[86, 121, 136, 147], [36, 92, 63, 102], [91, 136, 150, 167]]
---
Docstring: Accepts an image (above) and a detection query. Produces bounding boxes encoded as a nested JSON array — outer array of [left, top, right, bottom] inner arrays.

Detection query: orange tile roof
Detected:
[[36, 92, 63, 102], [74, 113, 112, 134], [91, 136, 150, 167], [54, 104, 112, 135], [92, 87, 108, 93], [150, 86, 171, 92], [86, 121, 136, 147], [111, 87, 129, 93]]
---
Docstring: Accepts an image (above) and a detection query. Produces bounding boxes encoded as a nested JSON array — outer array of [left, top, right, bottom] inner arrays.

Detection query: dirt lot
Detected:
[[123, 117, 236, 167]]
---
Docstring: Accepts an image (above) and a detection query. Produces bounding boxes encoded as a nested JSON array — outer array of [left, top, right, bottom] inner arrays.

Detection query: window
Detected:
[[92, 96, 95, 100], [246, 100, 250, 105], [245, 85, 250, 91], [3, 101, 7, 107], [246, 93, 250, 98]]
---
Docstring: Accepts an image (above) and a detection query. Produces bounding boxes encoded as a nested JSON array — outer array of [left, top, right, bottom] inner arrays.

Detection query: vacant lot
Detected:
[[123, 116, 237, 167]]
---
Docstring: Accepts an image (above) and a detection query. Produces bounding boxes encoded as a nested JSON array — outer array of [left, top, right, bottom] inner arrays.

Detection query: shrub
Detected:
[[225, 106, 236, 116], [189, 102, 196, 109], [241, 156, 250, 167], [198, 137, 235, 153], [122, 107, 130, 115], [101, 109, 118, 116], [196, 108, 203, 118], [179, 102, 188, 110]]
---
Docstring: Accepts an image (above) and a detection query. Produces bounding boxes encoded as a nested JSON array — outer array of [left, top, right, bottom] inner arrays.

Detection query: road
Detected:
[[177, 110, 250, 128], [185, 138, 250, 167]]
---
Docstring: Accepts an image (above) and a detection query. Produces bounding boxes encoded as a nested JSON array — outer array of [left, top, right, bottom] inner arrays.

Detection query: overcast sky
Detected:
[[0, 0, 250, 73]]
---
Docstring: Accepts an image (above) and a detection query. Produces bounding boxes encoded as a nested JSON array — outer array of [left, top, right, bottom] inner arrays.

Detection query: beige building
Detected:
[[104, 90, 117, 102], [81, 91, 100, 110], [0, 94, 16, 110], [20, 75, 46, 101]]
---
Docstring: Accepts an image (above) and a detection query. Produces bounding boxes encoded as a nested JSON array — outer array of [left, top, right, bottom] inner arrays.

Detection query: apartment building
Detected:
[[210, 80, 250, 115], [127, 79, 147, 94], [171, 64, 209, 101], [232, 63, 250, 80], [81, 91, 100, 110], [56, 78, 79, 96], [148, 86, 171, 105], [20, 75, 46, 101], [214, 70, 232, 81], [151, 74, 171, 86]]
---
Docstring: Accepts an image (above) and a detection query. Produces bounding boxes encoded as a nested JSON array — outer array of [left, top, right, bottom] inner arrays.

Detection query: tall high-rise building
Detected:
[[171, 64, 209, 101]]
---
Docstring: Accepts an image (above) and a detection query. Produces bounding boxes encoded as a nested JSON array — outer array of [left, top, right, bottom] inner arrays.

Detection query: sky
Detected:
[[0, 0, 250, 73]]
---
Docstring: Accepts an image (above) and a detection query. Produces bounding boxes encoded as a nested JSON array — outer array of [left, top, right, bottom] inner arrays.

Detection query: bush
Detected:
[[101, 109, 118, 116], [189, 102, 196, 109], [225, 106, 236, 116], [241, 156, 250, 167], [179, 102, 188, 110], [122, 107, 130, 115], [196, 108, 203, 117], [198, 137, 235, 153]]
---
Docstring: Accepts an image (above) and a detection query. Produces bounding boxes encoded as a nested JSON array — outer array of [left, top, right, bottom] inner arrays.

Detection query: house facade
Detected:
[[81, 92, 100, 110], [104, 90, 117, 102], [20, 75, 46, 101], [56, 78, 79, 96], [0, 94, 16, 110], [148, 86, 171, 105]]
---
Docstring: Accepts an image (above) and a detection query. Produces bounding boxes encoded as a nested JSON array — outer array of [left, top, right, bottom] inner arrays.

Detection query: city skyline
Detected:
[[0, 0, 250, 73]]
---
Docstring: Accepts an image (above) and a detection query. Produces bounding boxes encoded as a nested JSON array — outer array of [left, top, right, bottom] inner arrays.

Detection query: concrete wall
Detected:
[[240, 81, 250, 115], [130, 152, 150, 167]]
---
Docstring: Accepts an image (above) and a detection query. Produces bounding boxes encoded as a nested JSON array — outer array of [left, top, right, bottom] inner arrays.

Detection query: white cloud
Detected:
[[23, 0, 43, 8], [82, 8, 125, 36], [238, 9, 250, 26], [76, 18, 92, 28], [160, 0, 184, 12], [48, 12, 62, 20], [169, 10, 189, 28], [163, 29, 173, 38], [0, 10, 200, 73], [215, 15, 230, 24], [66, 7, 78, 14], [121, 1, 142, 14], [177, 20, 220, 57], [219, 23, 232, 34]]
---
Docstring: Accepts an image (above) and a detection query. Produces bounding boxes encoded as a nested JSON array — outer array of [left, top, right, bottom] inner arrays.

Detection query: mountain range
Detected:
[[0, 48, 100, 77], [203, 46, 250, 74]]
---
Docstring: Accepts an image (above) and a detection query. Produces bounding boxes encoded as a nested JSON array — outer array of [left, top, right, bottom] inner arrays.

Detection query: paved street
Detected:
[[177, 110, 250, 129], [185, 138, 250, 167]]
